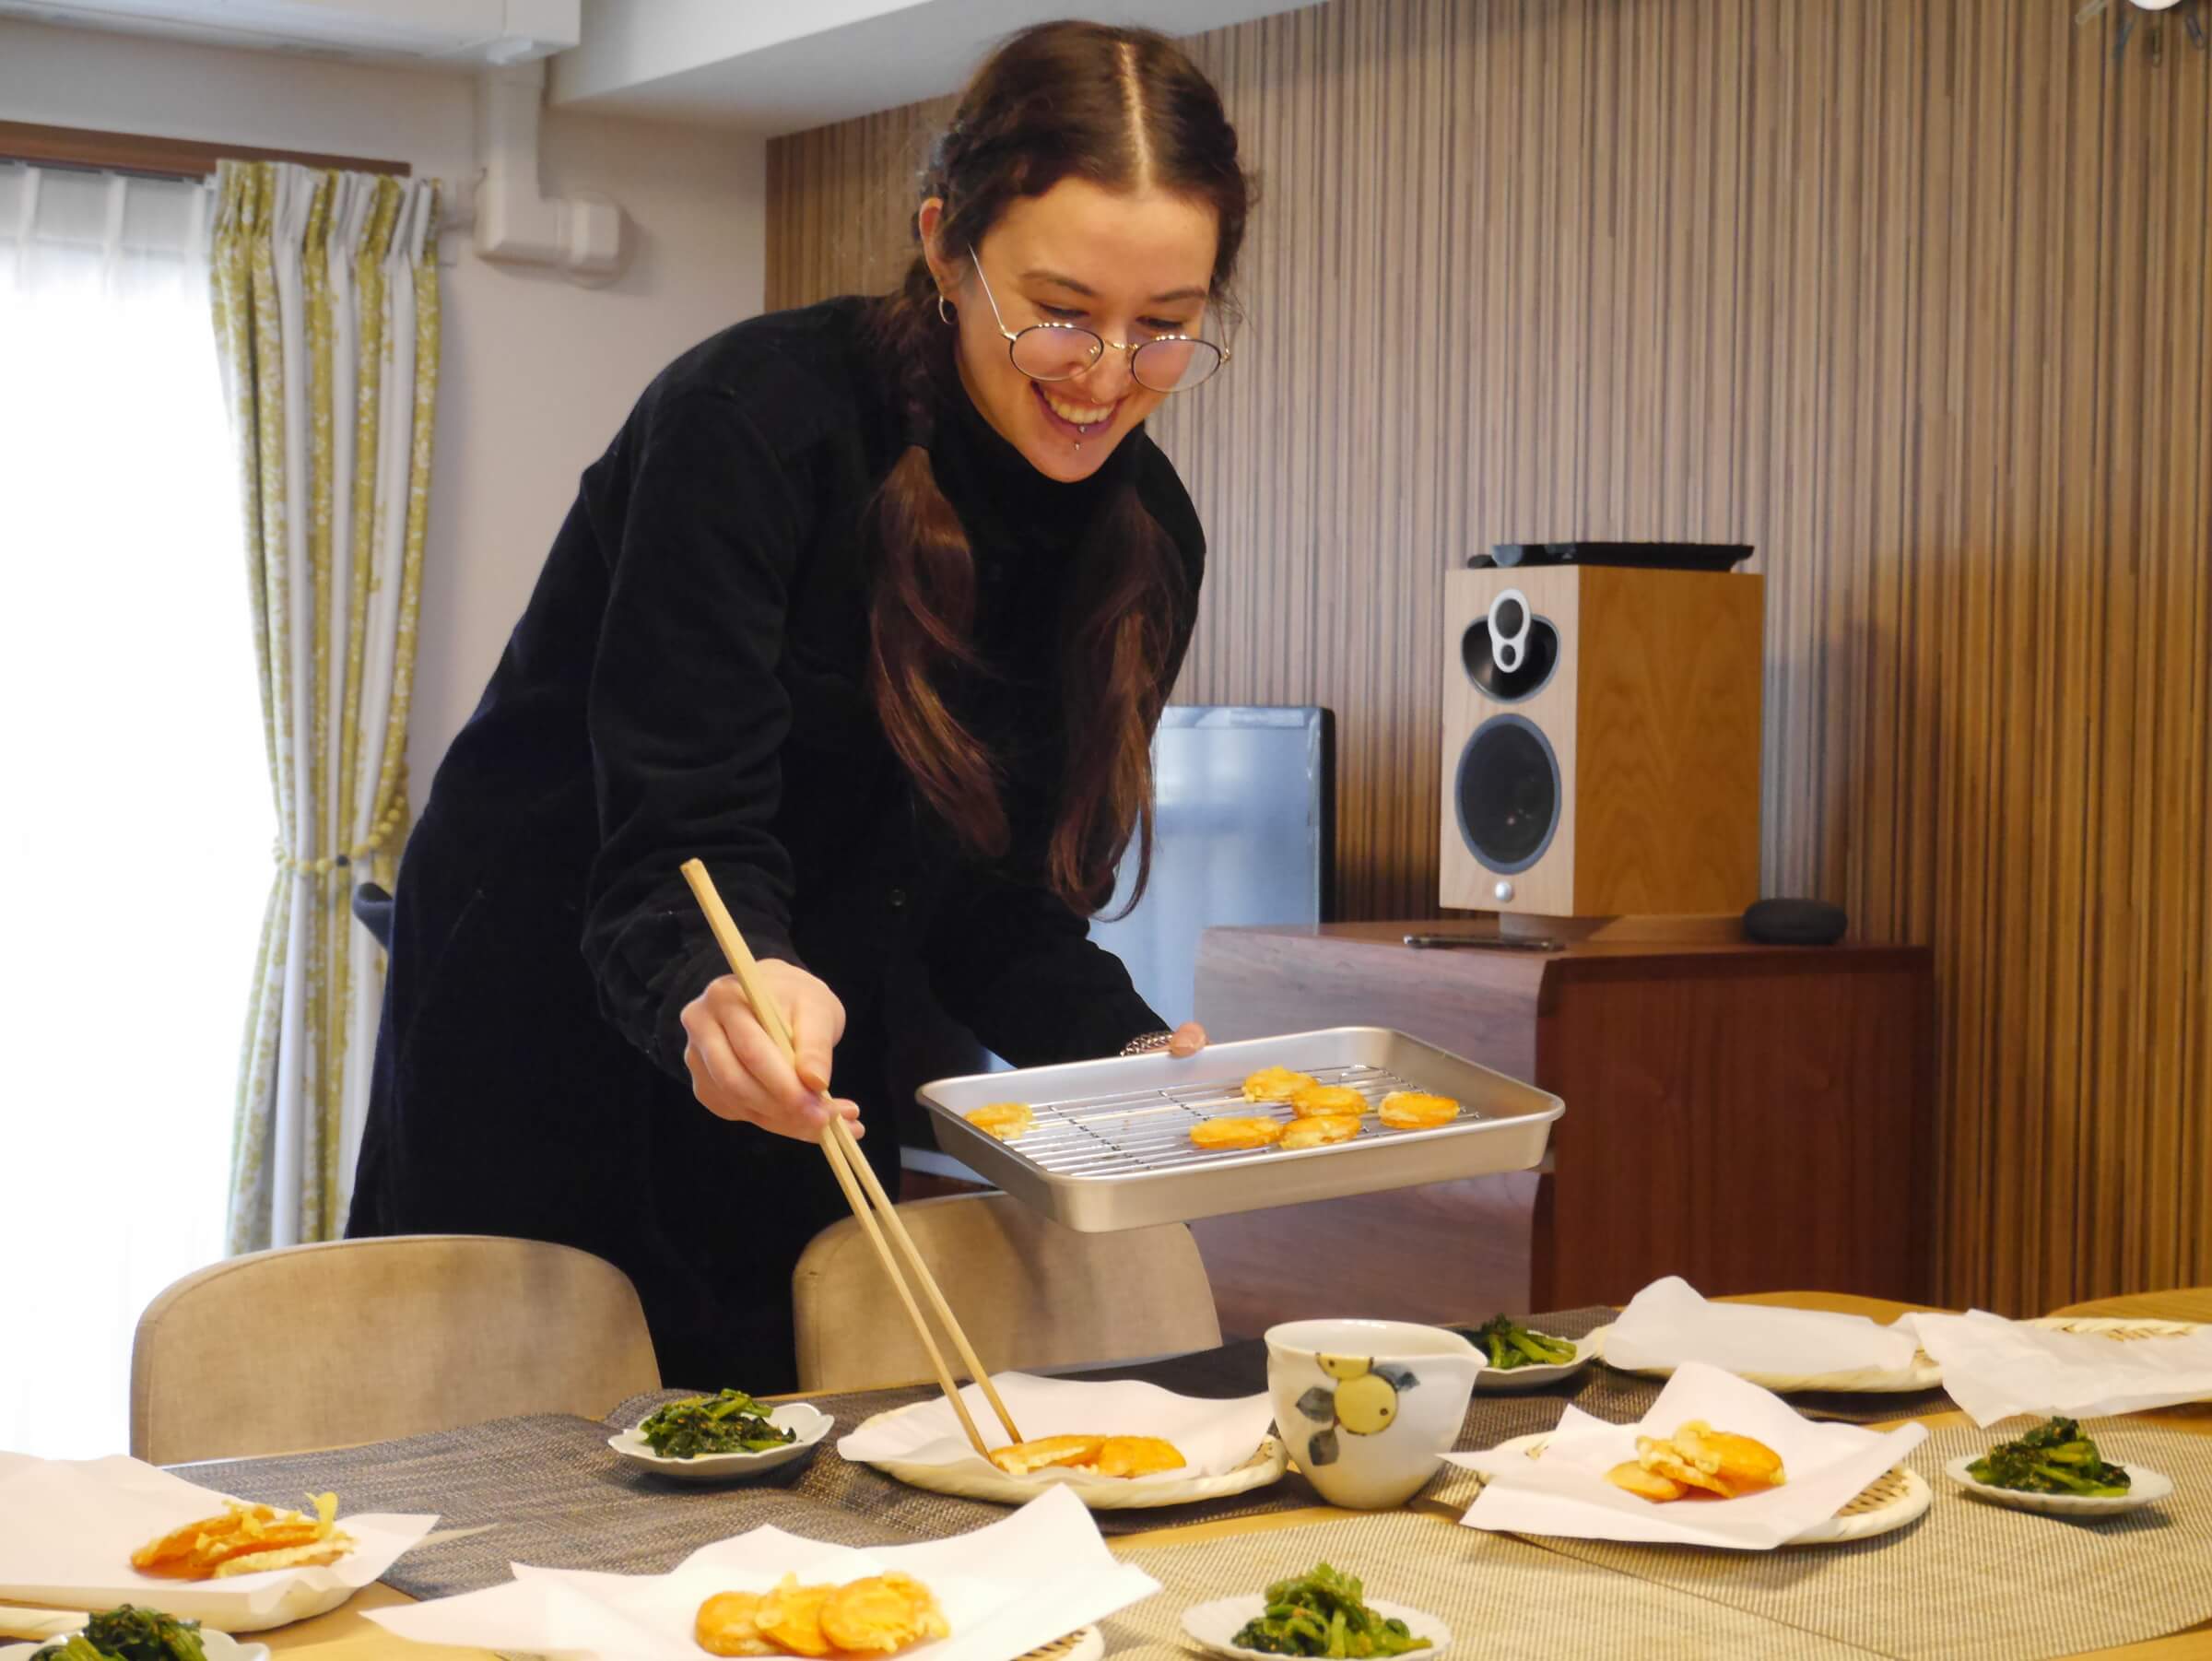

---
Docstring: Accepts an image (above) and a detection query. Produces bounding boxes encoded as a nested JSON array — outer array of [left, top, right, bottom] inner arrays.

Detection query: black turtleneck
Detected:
[[347, 296, 1206, 1388]]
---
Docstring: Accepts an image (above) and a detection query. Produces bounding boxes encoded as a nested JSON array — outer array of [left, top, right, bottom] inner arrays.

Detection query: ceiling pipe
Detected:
[[473, 58, 623, 281]]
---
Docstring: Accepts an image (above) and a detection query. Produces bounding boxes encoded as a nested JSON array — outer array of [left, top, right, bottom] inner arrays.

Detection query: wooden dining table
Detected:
[[40, 1288, 2212, 1661]]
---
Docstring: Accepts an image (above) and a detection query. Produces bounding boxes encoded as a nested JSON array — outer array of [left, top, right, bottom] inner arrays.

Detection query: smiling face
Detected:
[[922, 177, 1220, 484]]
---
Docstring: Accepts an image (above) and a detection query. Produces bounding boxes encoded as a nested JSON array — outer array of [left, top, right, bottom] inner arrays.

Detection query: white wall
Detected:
[[0, 18, 768, 794]]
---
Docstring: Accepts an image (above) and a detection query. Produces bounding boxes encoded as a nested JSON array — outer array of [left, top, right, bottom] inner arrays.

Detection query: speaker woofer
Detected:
[[1454, 713, 1561, 874]]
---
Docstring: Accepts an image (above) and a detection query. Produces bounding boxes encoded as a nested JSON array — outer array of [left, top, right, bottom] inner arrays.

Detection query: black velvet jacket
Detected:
[[347, 297, 1205, 1387]]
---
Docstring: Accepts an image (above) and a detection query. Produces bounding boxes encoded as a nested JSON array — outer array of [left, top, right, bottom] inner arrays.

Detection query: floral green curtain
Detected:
[[210, 159, 441, 1251]]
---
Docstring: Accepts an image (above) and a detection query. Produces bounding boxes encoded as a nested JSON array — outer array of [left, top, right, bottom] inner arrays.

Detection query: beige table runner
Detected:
[[1528, 1420, 2212, 1660], [1105, 1512, 1871, 1660], [1111, 1420, 2212, 1661]]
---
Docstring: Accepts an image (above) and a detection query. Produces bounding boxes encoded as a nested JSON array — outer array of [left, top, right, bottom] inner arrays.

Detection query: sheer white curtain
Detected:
[[0, 165, 269, 1458]]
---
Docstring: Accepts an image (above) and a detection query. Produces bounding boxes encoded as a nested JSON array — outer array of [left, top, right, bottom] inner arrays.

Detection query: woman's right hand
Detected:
[[679, 960, 864, 1143]]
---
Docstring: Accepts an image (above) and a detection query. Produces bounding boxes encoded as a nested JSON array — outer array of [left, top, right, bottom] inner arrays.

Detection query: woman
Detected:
[[348, 20, 1252, 1391]]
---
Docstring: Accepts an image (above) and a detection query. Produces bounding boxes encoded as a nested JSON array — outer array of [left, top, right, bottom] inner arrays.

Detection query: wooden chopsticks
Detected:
[[678, 860, 1022, 1458]]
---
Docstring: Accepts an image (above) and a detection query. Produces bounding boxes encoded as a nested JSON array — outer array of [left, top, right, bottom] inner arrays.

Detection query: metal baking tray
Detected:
[[916, 1026, 1562, 1233]]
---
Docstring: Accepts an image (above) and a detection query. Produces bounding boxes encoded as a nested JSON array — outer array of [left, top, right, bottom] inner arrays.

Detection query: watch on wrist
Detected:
[[1120, 1030, 1175, 1056]]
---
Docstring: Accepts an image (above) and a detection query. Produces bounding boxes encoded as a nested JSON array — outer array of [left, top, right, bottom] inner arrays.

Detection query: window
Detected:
[[0, 165, 269, 1457]]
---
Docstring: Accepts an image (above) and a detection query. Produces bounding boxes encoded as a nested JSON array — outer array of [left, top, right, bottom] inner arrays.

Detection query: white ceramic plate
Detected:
[[606, 1403, 832, 1483], [2, 1635, 268, 1661], [1943, 1455, 2173, 1516], [1488, 1432, 1931, 1546], [1473, 1331, 1596, 1393], [1181, 1595, 1452, 1659], [1581, 1322, 1946, 1394], [851, 1418, 1288, 1512]]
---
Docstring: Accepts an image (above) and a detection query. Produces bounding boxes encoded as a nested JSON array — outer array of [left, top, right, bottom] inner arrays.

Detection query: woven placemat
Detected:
[[1102, 1510, 1871, 1660], [182, 1412, 924, 1599], [1520, 1420, 2212, 1660], [178, 1306, 1955, 1602]]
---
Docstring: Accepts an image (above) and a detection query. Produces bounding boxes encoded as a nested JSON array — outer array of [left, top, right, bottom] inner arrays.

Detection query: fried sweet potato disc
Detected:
[[989, 1434, 1106, 1475], [1189, 1114, 1285, 1151], [1088, 1435, 1187, 1478], [1241, 1065, 1316, 1102], [819, 1573, 950, 1655], [697, 1589, 775, 1656], [1606, 1460, 1686, 1502], [1288, 1083, 1366, 1118], [1279, 1114, 1360, 1151], [757, 1576, 835, 1658], [1376, 1090, 1461, 1129], [963, 1101, 1035, 1141]]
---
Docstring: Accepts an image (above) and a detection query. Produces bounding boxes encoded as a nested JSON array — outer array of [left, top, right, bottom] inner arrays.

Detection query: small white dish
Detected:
[[1473, 1332, 1595, 1393], [1181, 1594, 1452, 1659], [2, 1635, 268, 1661], [606, 1403, 832, 1483], [1943, 1455, 2172, 1516]]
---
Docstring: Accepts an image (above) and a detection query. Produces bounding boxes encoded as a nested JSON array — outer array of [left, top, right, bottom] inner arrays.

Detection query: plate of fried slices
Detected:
[[837, 1372, 1287, 1510], [1481, 1427, 1932, 1547], [0, 1455, 438, 1635], [853, 1426, 1290, 1510]]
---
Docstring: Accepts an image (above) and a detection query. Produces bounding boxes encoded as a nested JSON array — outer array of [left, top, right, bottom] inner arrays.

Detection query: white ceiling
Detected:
[[0, 0, 1324, 135], [548, 0, 1322, 136]]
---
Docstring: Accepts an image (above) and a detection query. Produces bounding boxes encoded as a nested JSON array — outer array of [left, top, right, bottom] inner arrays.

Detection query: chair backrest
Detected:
[[131, 1234, 661, 1464], [791, 1193, 1222, 1393]]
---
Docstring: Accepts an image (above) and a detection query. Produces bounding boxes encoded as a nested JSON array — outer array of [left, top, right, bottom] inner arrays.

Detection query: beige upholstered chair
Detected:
[[791, 1192, 1222, 1392], [131, 1234, 661, 1464]]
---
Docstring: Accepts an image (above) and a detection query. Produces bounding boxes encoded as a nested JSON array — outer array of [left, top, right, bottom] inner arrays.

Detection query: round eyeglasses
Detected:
[[966, 247, 1230, 395]]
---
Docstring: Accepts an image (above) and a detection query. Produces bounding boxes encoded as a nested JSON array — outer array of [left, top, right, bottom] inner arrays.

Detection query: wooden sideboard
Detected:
[[1190, 924, 1936, 1334]]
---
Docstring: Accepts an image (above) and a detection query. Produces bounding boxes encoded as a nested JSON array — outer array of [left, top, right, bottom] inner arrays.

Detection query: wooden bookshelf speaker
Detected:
[[1439, 565, 1766, 922]]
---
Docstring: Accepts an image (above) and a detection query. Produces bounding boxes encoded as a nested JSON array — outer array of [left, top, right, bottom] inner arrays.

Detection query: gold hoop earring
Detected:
[[937, 294, 956, 325]]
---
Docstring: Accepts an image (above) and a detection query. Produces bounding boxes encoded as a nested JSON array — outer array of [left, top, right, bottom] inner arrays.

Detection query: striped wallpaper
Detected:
[[765, 0, 2212, 1316]]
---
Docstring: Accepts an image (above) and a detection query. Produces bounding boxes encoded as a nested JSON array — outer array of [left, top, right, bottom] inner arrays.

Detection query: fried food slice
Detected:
[[211, 1539, 357, 1576], [132, 1493, 354, 1581], [1241, 1065, 1316, 1102], [1288, 1083, 1366, 1118], [989, 1434, 1107, 1475], [1087, 1435, 1188, 1478], [757, 1575, 836, 1658], [1279, 1114, 1360, 1151], [963, 1101, 1035, 1141], [819, 1572, 950, 1654], [1606, 1460, 1686, 1502], [697, 1591, 776, 1657], [1675, 1420, 1786, 1490], [1376, 1090, 1461, 1129], [1189, 1114, 1285, 1151], [1636, 1435, 1733, 1497]]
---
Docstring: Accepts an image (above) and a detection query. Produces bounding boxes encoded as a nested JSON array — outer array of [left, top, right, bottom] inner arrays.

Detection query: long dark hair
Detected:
[[863, 21, 1252, 914]]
